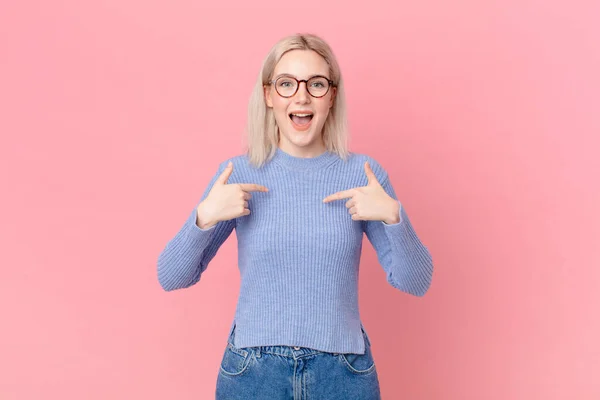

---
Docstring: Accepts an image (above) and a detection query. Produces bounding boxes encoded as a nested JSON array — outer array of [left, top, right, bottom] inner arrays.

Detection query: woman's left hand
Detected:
[[322, 162, 400, 224]]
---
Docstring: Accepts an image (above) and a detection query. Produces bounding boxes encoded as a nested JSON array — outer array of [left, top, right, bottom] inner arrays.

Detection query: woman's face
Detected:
[[264, 49, 336, 156]]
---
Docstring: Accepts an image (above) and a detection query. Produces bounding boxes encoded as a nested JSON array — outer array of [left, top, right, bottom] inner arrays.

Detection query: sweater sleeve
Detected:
[[157, 160, 236, 291], [362, 171, 434, 297]]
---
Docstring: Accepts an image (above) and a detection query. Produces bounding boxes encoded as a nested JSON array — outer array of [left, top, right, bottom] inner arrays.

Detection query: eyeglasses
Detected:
[[268, 75, 335, 98]]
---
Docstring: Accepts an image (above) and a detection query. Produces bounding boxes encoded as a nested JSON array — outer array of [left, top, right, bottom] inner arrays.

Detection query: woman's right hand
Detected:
[[196, 161, 269, 229]]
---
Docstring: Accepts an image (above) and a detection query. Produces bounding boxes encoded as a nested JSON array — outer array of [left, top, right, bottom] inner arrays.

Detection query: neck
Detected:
[[272, 145, 338, 171], [277, 137, 326, 159]]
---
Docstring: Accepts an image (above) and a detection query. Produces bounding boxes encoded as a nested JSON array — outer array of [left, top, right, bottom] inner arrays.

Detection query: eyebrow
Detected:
[[274, 73, 330, 80]]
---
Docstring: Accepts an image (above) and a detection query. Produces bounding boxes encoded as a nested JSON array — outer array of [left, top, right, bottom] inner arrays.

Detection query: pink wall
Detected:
[[1, 0, 598, 399]]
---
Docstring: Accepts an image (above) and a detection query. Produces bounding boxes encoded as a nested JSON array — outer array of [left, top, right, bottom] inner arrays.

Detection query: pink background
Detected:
[[1, 0, 599, 399]]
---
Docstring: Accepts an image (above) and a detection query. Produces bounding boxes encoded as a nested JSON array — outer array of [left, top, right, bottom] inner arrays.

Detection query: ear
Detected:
[[264, 85, 273, 108], [329, 86, 337, 108]]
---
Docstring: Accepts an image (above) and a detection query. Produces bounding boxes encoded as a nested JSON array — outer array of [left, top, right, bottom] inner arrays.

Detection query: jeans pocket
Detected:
[[337, 328, 376, 375], [219, 342, 253, 377]]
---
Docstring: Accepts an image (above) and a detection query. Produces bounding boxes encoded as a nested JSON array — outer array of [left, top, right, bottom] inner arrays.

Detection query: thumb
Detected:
[[216, 161, 233, 184], [365, 161, 378, 185]]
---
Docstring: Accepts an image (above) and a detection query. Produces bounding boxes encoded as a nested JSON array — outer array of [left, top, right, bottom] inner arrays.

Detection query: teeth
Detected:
[[291, 113, 313, 117]]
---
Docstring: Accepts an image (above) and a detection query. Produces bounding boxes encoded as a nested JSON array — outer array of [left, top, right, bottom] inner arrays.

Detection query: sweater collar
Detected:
[[272, 146, 339, 171]]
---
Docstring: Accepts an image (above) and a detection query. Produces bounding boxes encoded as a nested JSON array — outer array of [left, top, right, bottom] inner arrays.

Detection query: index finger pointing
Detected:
[[239, 183, 269, 192], [322, 189, 354, 203]]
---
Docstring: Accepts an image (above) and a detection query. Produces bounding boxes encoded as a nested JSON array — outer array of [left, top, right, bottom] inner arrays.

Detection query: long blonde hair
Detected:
[[245, 33, 350, 168]]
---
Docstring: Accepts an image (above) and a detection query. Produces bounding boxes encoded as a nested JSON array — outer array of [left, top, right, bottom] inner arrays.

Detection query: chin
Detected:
[[277, 116, 326, 148], [284, 129, 318, 145]]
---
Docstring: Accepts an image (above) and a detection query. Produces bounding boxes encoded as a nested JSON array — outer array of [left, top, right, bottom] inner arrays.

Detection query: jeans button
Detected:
[[293, 346, 300, 350]]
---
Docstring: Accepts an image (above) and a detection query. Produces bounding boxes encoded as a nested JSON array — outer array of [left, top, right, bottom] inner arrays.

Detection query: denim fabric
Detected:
[[216, 324, 381, 400]]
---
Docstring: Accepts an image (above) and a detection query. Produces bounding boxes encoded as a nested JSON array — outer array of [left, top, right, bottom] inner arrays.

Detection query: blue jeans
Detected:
[[215, 324, 381, 399]]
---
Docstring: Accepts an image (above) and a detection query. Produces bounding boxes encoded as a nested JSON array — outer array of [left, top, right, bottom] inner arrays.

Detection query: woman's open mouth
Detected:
[[289, 112, 314, 131]]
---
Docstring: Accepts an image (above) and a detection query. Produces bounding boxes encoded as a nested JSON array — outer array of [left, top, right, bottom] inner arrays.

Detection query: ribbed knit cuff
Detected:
[[381, 204, 433, 295], [182, 207, 217, 248], [382, 201, 403, 226], [156, 208, 218, 291]]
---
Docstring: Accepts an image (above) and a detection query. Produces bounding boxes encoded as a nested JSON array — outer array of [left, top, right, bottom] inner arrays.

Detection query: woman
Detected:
[[157, 33, 434, 400]]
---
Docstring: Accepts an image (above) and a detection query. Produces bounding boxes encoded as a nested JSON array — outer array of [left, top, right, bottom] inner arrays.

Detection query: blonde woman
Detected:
[[157, 33, 433, 400]]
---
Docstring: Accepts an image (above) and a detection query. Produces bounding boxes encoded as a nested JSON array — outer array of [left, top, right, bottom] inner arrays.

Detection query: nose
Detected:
[[294, 81, 310, 103]]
